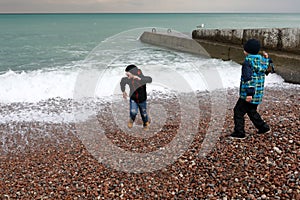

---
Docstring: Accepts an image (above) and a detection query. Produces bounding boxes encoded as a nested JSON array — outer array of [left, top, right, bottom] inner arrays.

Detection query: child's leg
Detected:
[[233, 98, 247, 134], [138, 101, 149, 125], [247, 104, 269, 131], [129, 99, 138, 121]]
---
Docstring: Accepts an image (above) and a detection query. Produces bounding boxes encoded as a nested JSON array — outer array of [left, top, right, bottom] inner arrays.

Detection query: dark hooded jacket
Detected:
[[120, 69, 152, 103]]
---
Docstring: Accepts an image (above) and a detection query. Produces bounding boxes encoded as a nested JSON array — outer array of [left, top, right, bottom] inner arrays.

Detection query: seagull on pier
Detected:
[[197, 24, 205, 29]]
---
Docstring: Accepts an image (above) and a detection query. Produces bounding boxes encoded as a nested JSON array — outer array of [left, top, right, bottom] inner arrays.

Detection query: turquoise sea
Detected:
[[0, 13, 299, 116], [1, 13, 300, 72]]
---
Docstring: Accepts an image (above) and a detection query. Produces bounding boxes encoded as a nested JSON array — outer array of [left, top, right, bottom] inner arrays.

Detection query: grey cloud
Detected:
[[0, 0, 299, 13]]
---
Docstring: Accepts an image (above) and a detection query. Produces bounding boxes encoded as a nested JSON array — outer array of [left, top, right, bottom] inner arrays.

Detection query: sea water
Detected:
[[0, 13, 299, 122]]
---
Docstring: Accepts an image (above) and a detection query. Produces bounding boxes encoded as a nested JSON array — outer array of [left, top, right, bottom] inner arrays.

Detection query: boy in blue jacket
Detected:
[[231, 39, 271, 139], [120, 65, 152, 130]]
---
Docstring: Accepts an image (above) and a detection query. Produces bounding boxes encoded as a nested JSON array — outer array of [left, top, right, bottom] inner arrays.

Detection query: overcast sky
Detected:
[[0, 0, 299, 13]]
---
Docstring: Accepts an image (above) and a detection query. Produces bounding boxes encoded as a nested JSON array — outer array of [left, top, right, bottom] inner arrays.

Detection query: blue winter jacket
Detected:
[[240, 54, 269, 104]]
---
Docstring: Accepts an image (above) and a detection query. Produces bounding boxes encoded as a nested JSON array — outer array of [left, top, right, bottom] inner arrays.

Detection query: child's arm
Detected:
[[241, 60, 255, 102], [120, 77, 129, 99], [140, 75, 152, 84], [120, 77, 128, 92], [126, 72, 141, 81], [135, 69, 152, 83], [241, 60, 253, 82], [263, 51, 275, 75]]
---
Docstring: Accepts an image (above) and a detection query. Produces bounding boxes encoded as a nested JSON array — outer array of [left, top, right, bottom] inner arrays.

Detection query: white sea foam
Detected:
[[0, 61, 293, 124], [0, 69, 78, 103], [0, 59, 287, 104]]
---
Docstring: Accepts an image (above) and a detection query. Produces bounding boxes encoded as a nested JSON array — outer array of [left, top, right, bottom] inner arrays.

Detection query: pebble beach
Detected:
[[0, 86, 299, 199]]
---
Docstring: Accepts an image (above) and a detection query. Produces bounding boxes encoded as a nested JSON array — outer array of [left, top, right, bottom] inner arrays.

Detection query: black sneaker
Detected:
[[230, 132, 246, 139], [258, 126, 271, 134]]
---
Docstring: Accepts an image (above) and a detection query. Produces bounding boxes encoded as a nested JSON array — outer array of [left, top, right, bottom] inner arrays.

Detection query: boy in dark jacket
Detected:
[[120, 65, 152, 130], [231, 39, 271, 139]]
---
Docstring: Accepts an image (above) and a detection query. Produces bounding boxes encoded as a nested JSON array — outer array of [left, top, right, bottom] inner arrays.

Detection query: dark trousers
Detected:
[[234, 98, 267, 134]]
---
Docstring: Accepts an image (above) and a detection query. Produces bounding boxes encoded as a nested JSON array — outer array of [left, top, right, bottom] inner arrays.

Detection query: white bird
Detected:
[[197, 24, 205, 28]]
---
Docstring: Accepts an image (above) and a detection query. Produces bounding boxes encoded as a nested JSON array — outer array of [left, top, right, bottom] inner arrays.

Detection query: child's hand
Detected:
[[133, 75, 141, 81], [123, 92, 128, 99], [246, 96, 252, 102], [126, 72, 134, 79], [126, 72, 141, 81], [262, 51, 269, 58]]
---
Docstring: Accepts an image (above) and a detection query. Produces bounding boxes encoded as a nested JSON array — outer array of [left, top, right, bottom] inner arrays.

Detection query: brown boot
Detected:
[[143, 121, 150, 131], [128, 119, 134, 128]]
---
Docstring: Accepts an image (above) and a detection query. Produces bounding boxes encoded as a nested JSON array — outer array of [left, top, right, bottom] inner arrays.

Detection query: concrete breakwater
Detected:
[[192, 28, 300, 84], [139, 28, 300, 84], [139, 31, 210, 56]]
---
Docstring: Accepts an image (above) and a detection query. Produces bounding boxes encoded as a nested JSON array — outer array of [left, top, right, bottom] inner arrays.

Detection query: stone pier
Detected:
[[139, 28, 300, 84], [192, 28, 300, 84]]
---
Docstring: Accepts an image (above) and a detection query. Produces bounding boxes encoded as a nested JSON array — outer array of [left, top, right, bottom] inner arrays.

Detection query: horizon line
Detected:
[[0, 11, 299, 14]]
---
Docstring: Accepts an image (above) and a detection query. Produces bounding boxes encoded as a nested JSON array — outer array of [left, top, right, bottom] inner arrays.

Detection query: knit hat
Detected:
[[125, 64, 138, 75], [244, 39, 261, 55]]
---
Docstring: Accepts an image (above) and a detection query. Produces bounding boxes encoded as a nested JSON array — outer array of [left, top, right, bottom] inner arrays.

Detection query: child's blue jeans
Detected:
[[129, 99, 149, 125]]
